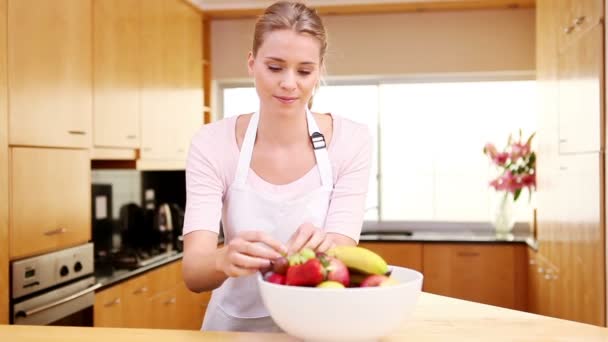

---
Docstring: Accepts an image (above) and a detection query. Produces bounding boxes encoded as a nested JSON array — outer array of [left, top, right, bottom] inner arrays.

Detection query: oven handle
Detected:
[[21, 283, 102, 317]]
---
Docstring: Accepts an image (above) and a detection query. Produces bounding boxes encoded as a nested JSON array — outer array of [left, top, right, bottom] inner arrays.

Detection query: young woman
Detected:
[[182, 1, 373, 332]]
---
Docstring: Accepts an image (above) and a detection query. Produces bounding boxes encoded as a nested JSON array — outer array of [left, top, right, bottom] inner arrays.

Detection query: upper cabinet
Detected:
[[9, 147, 91, 260], [93, 0, 140, 149], [140, 0, 203, 166], [557, 23, 603, 154], [558, 0, 604, 52], [8, 0, 92, 149]]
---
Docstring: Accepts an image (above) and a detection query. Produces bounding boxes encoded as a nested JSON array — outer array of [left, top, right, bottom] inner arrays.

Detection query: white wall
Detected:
[[211, 8, 535, 79]]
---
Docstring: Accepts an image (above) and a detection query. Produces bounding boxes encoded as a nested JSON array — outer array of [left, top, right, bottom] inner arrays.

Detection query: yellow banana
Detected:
[[327, 246, 389, 275]]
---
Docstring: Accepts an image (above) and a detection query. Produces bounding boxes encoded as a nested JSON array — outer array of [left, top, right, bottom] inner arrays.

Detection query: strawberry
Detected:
[[285, 258, 325, 286], [266, 272, 286, 285]]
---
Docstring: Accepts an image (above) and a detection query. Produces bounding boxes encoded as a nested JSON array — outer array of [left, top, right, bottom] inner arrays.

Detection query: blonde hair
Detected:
[[252, 1, 328, 108]]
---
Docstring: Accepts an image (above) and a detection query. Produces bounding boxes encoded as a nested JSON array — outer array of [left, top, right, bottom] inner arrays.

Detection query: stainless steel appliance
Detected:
[[11, 243, 99, 326]]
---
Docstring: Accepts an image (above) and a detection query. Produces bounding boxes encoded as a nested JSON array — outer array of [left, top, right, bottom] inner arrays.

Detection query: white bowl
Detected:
[[257, 265, 423, 342]]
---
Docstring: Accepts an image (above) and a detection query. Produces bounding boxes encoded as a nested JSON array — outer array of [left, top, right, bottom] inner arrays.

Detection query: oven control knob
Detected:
[[60, 266, 69, 277], [74, 262, 83, 272]]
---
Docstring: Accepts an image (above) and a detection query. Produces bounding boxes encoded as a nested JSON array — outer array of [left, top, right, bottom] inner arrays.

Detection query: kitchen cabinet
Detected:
[[422, 243, 527, 310], [93, 0, 140, 149], [94, 260, 211, 330], [8, 0, 92, 148], [0, 0, 8, 325], [358, 242, 423, 272], [139, 0, 203, 167], [94, 284, 124, 328], [557, 23, 603, 154], [9, 148, 90, 260], [558, 0, 603, 53]]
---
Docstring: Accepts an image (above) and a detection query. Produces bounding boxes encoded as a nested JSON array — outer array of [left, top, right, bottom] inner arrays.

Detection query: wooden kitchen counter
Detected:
[[1, 292, 607, 341]]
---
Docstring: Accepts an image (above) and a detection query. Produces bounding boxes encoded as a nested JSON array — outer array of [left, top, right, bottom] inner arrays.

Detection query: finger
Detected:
[[303, 229, 325, 251], [227, 264, 259, 277], [316, 237, 334, 253], [239, 231, 287, 256], [241, 241, 285, 260], [231, 252, 272, 270], [287, 224, 315, 254]]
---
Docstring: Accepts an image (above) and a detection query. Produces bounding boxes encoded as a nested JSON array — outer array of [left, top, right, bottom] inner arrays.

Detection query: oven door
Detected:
[[12, 276, 101, 326]]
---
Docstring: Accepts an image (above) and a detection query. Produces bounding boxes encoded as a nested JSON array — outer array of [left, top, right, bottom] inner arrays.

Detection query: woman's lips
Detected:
[[274, 95, 298, 104]]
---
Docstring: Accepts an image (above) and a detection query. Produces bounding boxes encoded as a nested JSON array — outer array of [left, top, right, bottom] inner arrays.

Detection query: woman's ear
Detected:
[[247, 51, 255, 76]]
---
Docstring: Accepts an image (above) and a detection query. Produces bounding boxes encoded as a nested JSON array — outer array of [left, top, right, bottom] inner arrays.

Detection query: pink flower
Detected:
[[493, 152, 509, 166], [483, 143, 498, 159], [521, 173, 536, 188], [510, 142, 530, 161]]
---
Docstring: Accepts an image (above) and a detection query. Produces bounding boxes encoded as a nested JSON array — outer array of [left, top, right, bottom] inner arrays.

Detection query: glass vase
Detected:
[[492, 191, 516, 235]]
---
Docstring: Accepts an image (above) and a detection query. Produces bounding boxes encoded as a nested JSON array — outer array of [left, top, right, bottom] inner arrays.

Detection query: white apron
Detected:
[[201, 109, 334, 332]]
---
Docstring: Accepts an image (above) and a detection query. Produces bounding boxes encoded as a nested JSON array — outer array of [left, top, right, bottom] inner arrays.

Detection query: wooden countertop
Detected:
[[1, 293, 607, 341]]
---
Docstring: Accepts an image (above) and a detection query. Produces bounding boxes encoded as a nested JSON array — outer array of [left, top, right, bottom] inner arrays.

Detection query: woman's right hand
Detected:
[[216, 231, 287, 277]]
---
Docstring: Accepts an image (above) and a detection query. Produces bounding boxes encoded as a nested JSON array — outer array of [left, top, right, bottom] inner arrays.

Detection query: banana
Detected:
[[327, 246, 389, 275]]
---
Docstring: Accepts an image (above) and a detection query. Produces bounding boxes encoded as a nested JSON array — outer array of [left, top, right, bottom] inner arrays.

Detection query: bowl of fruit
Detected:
[[257, 246, 423, 342]]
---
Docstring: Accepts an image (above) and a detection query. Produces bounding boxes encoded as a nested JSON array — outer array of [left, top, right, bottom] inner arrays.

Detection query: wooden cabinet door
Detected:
[[176, 282, 209, 330], [93, 0, 140, 149], [122, 274, 152, 328], [423, 243, 526, 310], [9, 148, 90, 259], [358, 242, 423, 272], [558, 0, 603, 52], [140, 0, 202, 162], [557, 23, 603, 154], [149, 287, 179, 329], [8, 0, 92, 148], [554, 153, 604, 325], [94, 285, 124, 327]]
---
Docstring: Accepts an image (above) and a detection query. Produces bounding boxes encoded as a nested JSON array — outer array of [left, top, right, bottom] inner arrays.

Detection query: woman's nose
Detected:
[[279, 71, 297, 91]]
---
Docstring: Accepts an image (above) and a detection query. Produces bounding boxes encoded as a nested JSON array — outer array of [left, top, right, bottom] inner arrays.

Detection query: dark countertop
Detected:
[[359, 230, 538, 250], [95, 226, 538, 290], [95, 251, 183, 290]]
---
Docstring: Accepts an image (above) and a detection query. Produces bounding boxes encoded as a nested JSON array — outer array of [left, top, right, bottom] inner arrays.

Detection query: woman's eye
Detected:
[[268, 66, 282, 72], [298, 70, 312, 76]]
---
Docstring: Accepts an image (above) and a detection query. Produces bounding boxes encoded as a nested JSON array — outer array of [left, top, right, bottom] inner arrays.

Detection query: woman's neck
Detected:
[[257, 106, 310, 147]]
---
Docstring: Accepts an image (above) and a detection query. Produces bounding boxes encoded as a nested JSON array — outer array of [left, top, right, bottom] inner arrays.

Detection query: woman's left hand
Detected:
[[286, 223, 335, 255]]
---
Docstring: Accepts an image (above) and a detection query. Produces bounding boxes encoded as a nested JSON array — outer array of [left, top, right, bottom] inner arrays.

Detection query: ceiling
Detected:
[[189, 0, 535, 18], [190, 0, 453, 11]]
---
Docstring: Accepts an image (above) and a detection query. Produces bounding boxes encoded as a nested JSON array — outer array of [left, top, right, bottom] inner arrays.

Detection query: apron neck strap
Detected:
[[235, 109, 333, 188]]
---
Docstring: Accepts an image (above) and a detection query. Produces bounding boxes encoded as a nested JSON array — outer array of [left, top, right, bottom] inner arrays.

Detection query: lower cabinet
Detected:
[[94, 260, 211, 329], [359, 241, 527, 311]]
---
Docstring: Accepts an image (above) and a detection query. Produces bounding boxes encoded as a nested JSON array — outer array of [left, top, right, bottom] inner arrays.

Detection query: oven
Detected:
[[10, 243, 100, 326]]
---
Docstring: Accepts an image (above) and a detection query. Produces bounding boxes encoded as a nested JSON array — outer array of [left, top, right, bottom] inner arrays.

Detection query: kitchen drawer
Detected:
[[9, 147, 90, 259], [358, 242, 423, 272], [423, 243, 527, 310], [94, 284, 123, 327]]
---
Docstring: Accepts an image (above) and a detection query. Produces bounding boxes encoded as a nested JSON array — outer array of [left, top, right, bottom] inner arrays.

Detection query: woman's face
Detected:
[[248, 29, 321, 115]]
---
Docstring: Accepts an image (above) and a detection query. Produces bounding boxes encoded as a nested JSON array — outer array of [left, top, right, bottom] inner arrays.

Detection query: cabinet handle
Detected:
[[537, 267, 544, 274], [105, 298, 121, 307], [544, 273, 553, 280], [456, 251, 480, 257], [177, 148, 185, 153], [133, 287, 148, 295], [67, 130, 86, 135], [529, 259, 537, 265], [164, 298, 176, 305], [44, 228, 67, 236], [563, 25, 575, 34], [126, 135, 137, 139], [559, 138, 568, 143], [574, 16, 586, 26], [559, 166, 568, 171], [143, 147, 152, 151]]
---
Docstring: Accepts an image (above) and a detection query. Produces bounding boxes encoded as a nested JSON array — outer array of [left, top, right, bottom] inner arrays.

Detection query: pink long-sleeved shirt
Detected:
[[182, 113, 372, 243]]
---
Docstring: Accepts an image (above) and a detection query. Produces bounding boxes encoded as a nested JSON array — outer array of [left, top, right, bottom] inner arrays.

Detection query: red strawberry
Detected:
[[266, 272, 286, 285], [285, 258, 325, 286]]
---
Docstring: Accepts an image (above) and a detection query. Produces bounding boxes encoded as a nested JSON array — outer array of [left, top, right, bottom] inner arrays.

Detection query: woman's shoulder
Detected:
[[191, 115, 239, 146], [326, 114, 372, 151]]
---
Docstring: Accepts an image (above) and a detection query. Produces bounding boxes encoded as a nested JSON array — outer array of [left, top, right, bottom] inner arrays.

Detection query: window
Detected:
[[220, 77, 537, 224]]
